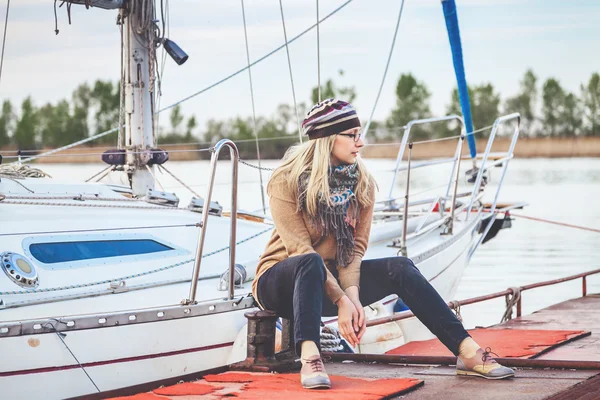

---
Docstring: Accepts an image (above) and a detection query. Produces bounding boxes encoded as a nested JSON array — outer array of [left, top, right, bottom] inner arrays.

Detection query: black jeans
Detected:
[[256, 253, 470, 356]]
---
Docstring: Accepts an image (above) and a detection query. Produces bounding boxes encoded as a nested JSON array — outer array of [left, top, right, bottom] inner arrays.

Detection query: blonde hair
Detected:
[[268, 135, 375, 217]]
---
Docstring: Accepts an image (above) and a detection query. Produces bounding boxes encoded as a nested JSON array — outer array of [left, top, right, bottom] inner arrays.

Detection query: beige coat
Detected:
[[252, 173, 375, 308]]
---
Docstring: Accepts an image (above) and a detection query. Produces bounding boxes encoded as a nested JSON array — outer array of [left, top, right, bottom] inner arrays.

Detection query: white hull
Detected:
[[2, 310, 246, 399], [0, 209, 481, 399]]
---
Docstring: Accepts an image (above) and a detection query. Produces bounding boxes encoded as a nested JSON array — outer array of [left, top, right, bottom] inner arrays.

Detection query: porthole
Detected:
[[0, 252, 38, 289]]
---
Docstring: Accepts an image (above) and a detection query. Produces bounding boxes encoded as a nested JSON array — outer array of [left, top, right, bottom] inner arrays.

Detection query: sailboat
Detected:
[[0, 0, 522, 398]]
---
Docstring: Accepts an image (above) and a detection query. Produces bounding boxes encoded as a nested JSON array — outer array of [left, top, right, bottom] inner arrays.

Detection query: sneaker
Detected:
[[300, 355, 331, 389], [456, 347, 515, 380]]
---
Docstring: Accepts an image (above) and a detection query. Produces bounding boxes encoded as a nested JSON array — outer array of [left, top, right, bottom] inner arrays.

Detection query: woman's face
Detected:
[[330, 127, 364, 166]]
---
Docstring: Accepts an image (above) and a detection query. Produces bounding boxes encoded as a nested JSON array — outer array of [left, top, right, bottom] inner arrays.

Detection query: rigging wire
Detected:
[[278, 0, 303, 144], [44, 320, 100, 393], [240, 0, 266, 214], [157, 0, 353, 115], [0, 0, 10, 88], [362, 0, 406, 139], [316, 0, 321, 102], [155, 0, 170, 141], [118, 10, 125, 149]]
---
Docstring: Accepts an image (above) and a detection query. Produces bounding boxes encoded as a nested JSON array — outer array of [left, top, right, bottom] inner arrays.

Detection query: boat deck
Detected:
[[110, 294, 600, 400]]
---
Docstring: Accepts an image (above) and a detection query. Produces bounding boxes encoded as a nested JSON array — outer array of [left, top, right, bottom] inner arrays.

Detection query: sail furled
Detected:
[[441, 0, 476, 159]]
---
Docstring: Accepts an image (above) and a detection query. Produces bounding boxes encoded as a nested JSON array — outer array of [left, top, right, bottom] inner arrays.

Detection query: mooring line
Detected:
[[511, 213, 600, 234]]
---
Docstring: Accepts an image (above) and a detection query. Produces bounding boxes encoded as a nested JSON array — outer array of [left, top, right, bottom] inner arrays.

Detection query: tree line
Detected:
[[0, 69, 598, 159]]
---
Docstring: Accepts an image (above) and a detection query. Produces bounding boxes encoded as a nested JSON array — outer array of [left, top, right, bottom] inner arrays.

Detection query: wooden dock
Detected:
[[110, 294, 600, 400], [325, 294, 600, 399]]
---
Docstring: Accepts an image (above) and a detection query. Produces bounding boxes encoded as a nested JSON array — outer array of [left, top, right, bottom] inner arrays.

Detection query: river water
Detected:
[[40, 157, 600, 329]]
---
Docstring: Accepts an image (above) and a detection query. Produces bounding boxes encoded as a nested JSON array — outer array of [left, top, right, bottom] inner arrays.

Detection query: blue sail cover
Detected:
[[442, 0, 476, 158]]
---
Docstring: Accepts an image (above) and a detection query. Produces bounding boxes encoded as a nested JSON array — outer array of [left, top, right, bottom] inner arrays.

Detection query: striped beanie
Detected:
[[302, 98, 361, 140]]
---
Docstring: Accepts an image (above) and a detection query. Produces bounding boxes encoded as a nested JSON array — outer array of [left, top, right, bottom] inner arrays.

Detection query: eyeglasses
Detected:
[[337, 131, 363, 142]]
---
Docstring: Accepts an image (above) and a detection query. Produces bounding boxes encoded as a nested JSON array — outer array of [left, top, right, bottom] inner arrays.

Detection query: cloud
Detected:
[[1, 0, 599, 131]]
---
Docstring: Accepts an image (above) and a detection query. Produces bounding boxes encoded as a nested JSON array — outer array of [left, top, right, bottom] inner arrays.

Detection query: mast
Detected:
[[63, 0, 159, 196], [121, 1, 157, 196]]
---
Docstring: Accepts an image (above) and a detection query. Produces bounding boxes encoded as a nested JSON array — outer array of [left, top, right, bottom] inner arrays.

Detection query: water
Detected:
[[39, 157, 600, 329]]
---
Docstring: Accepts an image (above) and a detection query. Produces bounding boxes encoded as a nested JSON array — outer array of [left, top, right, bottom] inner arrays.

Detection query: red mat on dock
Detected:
[[113, 372, 423, 399], [386, 328, 589, 358]]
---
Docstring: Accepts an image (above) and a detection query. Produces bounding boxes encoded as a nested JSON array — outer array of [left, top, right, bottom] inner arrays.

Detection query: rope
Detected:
[[0, 164, 51, 178], [240, 0, 266, 215], [157, 0, 353, 115], [129, 0, 153, 45], [0, 0, 10, 89], [278, 0, 302, 144], [0, 199, 189, 210], [320, 325, 343, 352], [511, 213, 600, 234], [2, 194, 142, 202], [158, 164, 201, 198], [0, 223, 199, 238], [316, 0, 321, 102], [0, 226, 273, 296], [448, 300, 463, 322], [501, 287, 521, 323], [362, 0, 406, 139]]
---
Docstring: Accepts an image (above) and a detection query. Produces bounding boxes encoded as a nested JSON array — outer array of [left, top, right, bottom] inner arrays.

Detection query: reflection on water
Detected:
[[40, 157, 600, 328]]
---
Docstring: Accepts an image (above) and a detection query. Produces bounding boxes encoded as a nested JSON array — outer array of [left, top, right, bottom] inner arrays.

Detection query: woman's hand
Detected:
[[336, 295, 360, 347], [344, 286, 366, 342]]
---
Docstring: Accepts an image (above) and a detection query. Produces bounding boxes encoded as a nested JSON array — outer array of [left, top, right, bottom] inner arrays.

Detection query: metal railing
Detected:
[[388, 115, 465, 200], [391, 116, 466, 256], [466, 113, 520, 258], [387, 113, 521, 259], [184, 139, 240, 304], [365, 267, 600, 328]]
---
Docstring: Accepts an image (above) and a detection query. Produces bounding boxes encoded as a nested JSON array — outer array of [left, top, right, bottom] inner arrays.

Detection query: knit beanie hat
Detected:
[[301, 98, 361, 140]]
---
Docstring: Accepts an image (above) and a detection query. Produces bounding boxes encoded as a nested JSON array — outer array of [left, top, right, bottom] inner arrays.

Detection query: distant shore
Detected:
[[361, 137, 600, 159], [2, 137, 599, 164]]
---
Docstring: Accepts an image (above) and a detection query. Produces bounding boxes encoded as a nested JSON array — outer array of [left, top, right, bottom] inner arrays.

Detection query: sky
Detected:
[[1, 0, 599, 133]]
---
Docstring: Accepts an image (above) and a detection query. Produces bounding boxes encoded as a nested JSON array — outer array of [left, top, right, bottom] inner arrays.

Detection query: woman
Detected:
[[251, 99, 514, 389]]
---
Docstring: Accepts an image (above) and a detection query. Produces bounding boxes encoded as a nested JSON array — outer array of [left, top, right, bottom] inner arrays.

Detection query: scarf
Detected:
[[298, 162, 360, 267]]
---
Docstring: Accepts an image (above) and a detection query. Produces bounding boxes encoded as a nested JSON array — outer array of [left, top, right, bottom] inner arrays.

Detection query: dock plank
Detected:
[[497, 295, 600, 362], [325, 363, 598, 400], [326, 295, 600, 399]]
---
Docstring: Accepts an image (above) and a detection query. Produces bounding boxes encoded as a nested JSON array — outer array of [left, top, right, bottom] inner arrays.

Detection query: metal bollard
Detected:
[[280, 317, 294, 353], [246, 310, 278, 363], [229, 310, 300, 372]]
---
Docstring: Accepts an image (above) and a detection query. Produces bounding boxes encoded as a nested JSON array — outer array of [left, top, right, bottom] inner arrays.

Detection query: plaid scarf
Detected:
[[299, 163, 360, 267]]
